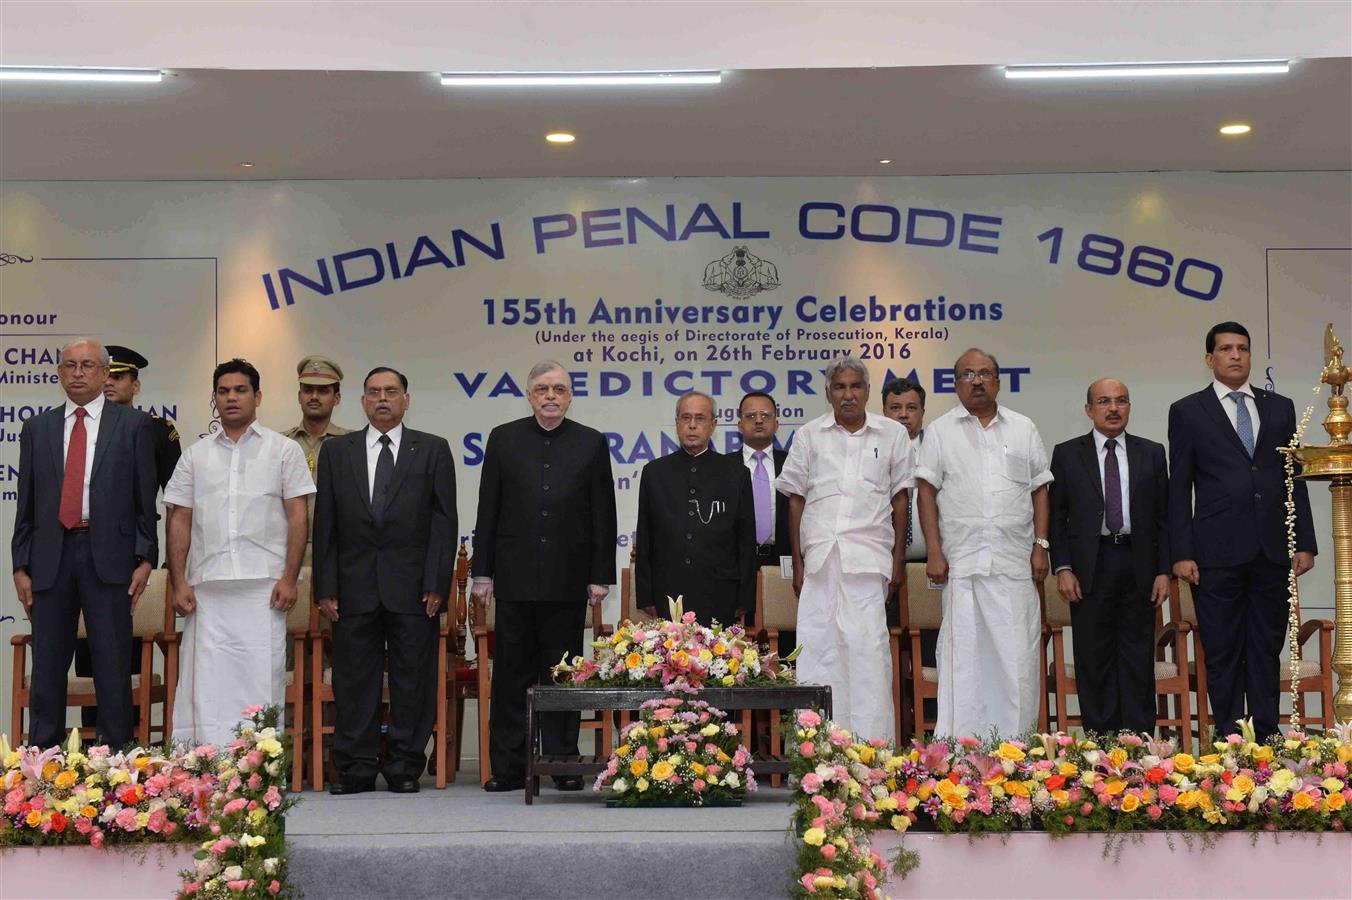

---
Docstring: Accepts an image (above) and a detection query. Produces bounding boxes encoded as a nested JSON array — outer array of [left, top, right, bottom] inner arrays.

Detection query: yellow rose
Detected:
[[1291, 791, 1315, 811], [630, 759, 649, 777], [1107, 748, 1128, 769], [1335, 744, 1352, 764], [1199, 753, 1220, 766], [1321, 777, 1345, 793], [25, 809, 42, 827], [54, 769, 79, 790], [616, 744, 631, 758], [1232, 775, 1256, 795], [1120, 794, 1141, 813], [649, 725, 665, 739], [858, 745, 876, 765], [85, 788, 103, 802], [624, 652, 642, 669], [713, 642, 726, 655], [650, 762, 675, 781], [80, 804, 98, 819], [1004, 780, 1031, 798], [1051, 789, 1070, 807], [643, 653, 658, 667], [41, 760, 61, 781], [258, 738, 283, 757], [701, 724, 719, 737], [1254, 745, 1275, 764], [1103, 779, 1127, 796], [690, 762, 707, 776], [721, 675, 735, 686], [107, 769, 130, 786], [635, 778, 649, 792], [803, 827, 826, 846], [1325, 793, 1346, 812], [728, 658, 741, 674], [996, 742, 1026, 762], [1172, 753, 1195, 774], [1058, 762, 1079, 777]]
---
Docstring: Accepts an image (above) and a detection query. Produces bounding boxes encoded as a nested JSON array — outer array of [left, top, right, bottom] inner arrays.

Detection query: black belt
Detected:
[[755, 543, 777, 555], [1100, 533, 1130, 545]]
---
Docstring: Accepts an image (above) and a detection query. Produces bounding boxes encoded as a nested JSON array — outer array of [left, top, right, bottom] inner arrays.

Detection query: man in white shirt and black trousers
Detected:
[[1049, 378, 1170, 736]]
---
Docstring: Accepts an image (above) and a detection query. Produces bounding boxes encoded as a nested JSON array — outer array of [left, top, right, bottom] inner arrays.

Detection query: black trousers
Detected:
[[490, 601, 585, 780], [73, 637, 142, 729], [331, 605, 438, 783], [1194, 556, 1289, 742], [29, 530, 134, 748], [1070, 541, 1156, 735]]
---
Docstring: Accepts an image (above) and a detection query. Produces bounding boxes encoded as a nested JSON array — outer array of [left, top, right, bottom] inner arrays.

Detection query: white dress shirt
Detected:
[[741, 443, 777, 542], [365, 423, 404, 500], [915, 405, 1053, 579], [776, 411, 914, 578], [164, 420, 315, 586], [1212, 380, 1260, 438], [62, 393, 105, 520], [905, 430, 928, 562], [1093, 429, 1131, 535]]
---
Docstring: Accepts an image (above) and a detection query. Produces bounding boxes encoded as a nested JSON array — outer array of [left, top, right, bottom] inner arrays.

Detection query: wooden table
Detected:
[[524, 684, 832, 804]]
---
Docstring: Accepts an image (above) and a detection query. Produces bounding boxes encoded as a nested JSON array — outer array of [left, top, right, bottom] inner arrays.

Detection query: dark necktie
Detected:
[[1229, 391, 1255, 457], [1103, 438, 1123, 535], [59, 407, 88, 529], [372, 433, 394, 522]]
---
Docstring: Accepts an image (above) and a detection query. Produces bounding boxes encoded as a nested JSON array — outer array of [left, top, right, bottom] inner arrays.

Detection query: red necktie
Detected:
[[59, 407, 88, 529]]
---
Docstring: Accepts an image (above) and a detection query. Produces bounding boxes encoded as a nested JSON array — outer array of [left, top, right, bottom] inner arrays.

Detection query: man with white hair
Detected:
[[916, 348, 1053, 739], [777, 356, 914, 741], [471, 361, 617, 792]]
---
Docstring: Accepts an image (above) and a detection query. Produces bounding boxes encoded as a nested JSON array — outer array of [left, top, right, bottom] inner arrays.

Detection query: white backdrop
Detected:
[[2, 172, 1349, 728]]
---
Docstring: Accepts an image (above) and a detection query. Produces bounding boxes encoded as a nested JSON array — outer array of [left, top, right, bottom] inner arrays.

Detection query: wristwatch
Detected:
[[1033, 538, 1050, 550]]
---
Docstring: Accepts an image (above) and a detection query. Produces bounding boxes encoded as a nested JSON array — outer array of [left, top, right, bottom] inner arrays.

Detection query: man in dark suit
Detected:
[[1169, 322, 1316, 742], [313, 366, 457, 794], [1050, 377, 1170, 735], [636, 392, 756, 625], [471, 360, 617, 792], [11, 338, 158, 748], [735, 391, 790, 565]]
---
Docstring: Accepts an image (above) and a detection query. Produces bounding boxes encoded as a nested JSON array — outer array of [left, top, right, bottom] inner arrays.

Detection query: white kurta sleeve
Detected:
[[162, 447, 196, 508], [889, 429, 915, 498], [914, 425, 944, 490], [775, 427, 812, 497], [279, 440, 317, 499], [1027, 424, 1054, 491]]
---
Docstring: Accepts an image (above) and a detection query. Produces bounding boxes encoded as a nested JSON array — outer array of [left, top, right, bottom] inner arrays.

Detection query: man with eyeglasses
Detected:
[[1049, 378, 1170, 736], [312, 366, 456, 793], [635, 391, 756, 626], [12, 338, 159, 748], [916, 348, 1052, 739], [777, 357, 914, 741], [471, 360, 617, 792], [736, 392, 791, 567]]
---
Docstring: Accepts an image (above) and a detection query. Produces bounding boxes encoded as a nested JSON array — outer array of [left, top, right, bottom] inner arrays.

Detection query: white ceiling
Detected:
[[1, 1, 1349, 180]]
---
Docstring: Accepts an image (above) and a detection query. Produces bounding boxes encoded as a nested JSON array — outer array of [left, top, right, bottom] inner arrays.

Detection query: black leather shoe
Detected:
[[554, 776, 584, 792], [328, 779, 375, 796], [386, 776, 421, 794], [483, 776, 525, 792]]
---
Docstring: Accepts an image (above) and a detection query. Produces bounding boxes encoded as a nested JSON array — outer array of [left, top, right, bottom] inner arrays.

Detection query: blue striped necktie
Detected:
[[1228, 392, 1255, 457]]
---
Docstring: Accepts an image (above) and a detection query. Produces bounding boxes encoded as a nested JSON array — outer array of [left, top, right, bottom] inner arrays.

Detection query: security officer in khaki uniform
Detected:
[[283, 355, 350, 564]]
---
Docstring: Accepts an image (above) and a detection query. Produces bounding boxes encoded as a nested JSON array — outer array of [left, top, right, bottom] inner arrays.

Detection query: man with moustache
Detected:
[[777, 357, 913, 741], [1169, 322, 1316, 742], [12, 338, 158, 748], [736, 392, 791, 567], [917, 348, 1053, 739], [165, 359, 312, 745], [635, 391, 756, 625], [283, 355, 350, 566], [472, 361, 617, 792], [313, 367, 456, 793], [1050, 378, 1170, 735]]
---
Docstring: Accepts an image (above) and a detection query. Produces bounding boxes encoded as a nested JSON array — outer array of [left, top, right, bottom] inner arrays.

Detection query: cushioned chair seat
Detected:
[[1060, 662, 1178, 679]]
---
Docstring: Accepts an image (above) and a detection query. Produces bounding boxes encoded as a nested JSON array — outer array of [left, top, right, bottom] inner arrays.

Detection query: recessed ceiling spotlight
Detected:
[[1219, 123, 1252, 136], [546, 132, 576, 144], [878, 159, 893, 165], [0, 66, 163, 83], [442, 71, 721, 87], [239, 162, 255, 168], [1005, 60, 1289, 80]]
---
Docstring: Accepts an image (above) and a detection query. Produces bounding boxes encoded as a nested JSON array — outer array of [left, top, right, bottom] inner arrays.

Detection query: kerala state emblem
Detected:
[[702, 246, 781, 300]]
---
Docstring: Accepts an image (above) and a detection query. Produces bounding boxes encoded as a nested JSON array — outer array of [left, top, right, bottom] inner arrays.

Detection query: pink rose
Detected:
[[800, 741, 816, 758], [269, 881, 282, 895], [90, 829, 104, 848], [211, 837, 237, 856], [264, 786, 283, 809], [798, 710, 822, 728], [247, 773, 263, 791], [226, 880, 254, 892], [242, 704, 264, 717], [802, 773, 823, 794], [800, 873, 817, 892], [1158, 784, 1179, 804], [957, 735, 981, 749], [692, 779, 706, 792], [222, 798, 248, 816], [821, 844, 837, 861], [115, 807, 138, 831], [147, 809, 168, 833]]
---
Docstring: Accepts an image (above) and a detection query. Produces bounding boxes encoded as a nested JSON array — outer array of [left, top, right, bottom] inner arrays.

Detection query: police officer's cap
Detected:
[[297, 355, 343, 385], [106, 345, 149, 376]]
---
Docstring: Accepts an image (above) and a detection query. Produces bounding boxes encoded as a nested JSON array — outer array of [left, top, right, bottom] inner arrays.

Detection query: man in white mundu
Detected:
[[165, 359, 312, 744], [917, 348, 1053, 739], [777, 357, 913, 741]]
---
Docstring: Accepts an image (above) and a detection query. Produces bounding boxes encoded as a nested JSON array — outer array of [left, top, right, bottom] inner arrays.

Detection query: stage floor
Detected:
[[286, 777, 801, 900]]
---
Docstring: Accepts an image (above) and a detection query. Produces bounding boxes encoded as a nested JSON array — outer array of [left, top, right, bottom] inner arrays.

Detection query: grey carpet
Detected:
[[287, 780, 800, 899]]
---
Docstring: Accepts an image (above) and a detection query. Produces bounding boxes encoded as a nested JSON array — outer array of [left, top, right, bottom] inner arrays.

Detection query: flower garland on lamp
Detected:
[[1281, 384, 1323, 730]]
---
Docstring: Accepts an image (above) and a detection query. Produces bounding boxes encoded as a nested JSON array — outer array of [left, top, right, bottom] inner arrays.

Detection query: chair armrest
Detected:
[[1297, 618, 1332, 646], [10, 634, 32, 646], [1155, 622, 1179, 649]]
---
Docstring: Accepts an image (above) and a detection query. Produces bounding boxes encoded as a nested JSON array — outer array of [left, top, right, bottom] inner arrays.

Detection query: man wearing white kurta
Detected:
[[916, 348, 1053, 740], [165, 359, 313, 745], [778, 357, 914, 742]]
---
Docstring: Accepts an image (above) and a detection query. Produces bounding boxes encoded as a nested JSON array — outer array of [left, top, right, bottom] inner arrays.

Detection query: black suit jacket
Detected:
[[635, 448, 756, 616], [1168, 385, 1316, 568], [12, 401, 158, 591], [1049, 432, 1170, 593], [312, 425, 457, 615], [471, 416, 617, 604]]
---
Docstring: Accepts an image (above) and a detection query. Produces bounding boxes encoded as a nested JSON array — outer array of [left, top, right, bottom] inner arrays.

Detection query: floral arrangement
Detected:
[[788, 712, 1352, 899], [594, 698, 755, 806], [1, 706, 295, 899], [553, 597, 797, 691]]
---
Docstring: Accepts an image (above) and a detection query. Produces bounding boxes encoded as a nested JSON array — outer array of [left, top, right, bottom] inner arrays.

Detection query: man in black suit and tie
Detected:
[[735, 392, 790, 566], [1169, 322, 1316, 742], [471, 360, 617, 792], [1050, 378, 1170, 735], [313, 367, 457, 794], [11, 338, 158, 748], [636, 392, 756, 625]]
